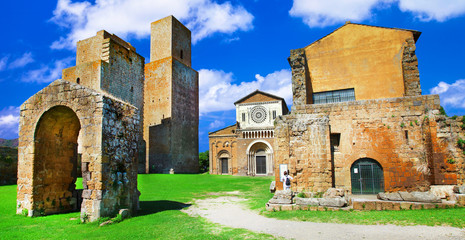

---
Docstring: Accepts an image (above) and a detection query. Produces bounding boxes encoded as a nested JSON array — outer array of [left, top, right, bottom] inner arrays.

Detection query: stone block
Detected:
[[280, 204, 293, 211], [363, 201, 376, 211], [269, 181, 276, 193], [273, 190, 293, 200], [295, 197, 319, 206], [453, 186, 465, 194], [319, 197, 347, 207], [268, 198, 292, 204], [119, 209, 130, 219], [430, 185, 454, 199], [400, 202, 412, 210], [455, 194, 465, 206], [410, 191, 441, 203], [323, 188, 345, 198], [82, 190, 92, 199], [399, 191, 415, 201], [378, 192, 403, 201]]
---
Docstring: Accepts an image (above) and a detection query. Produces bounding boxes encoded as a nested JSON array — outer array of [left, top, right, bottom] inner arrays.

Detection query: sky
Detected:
[[1, 0, 465, 152]]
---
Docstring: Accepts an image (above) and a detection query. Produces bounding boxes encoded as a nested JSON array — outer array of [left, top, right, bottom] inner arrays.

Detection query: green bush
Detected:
[[199, 150, 209, 173], [439, 106, 448, 116], [297, 192, 306, 198]]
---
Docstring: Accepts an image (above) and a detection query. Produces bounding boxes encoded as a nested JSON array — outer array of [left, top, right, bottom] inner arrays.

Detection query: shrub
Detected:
[[439, 106, 448, 116], [21, 209, 28, 217], [199, 150, 209, 173], [296, 192, 305, 198], [447, 159, 456, 164]]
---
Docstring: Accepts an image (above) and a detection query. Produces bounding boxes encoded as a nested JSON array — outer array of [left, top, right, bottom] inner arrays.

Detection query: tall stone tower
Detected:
[[144, 16, 199, 173]]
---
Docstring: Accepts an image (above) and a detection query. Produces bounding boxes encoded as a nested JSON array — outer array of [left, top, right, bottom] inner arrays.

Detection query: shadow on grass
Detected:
[[138, 200, 191, 216]]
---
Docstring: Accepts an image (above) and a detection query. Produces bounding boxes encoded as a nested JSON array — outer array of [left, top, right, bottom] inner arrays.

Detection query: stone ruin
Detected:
[[16, 16, 199, 222]]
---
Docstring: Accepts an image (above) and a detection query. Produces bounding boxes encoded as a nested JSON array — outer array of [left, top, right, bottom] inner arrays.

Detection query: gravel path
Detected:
[[182, 196, 465, 240]]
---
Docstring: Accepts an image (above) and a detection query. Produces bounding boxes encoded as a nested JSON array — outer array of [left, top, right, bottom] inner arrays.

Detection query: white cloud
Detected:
[[199, 68, 292, 115], [8, 52, 34, 69], [0, 56, 8, 71], [289, 0, 388, 27], [398, 0, 465, 22], [209, 120, 225, 129], [430, 79, 465, 109], [0, 106, 20, 139], [50, 0, 253, 49], [21, 57, 74, 83], [289, 0, 465, 28]]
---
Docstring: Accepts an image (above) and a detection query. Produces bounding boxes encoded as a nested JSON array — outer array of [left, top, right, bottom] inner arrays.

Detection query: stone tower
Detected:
[[144, 16, 199, 173]]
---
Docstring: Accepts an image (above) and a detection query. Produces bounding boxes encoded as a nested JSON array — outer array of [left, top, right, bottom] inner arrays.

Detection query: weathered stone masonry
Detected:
[[276, 23, 465, 193], [17, 80, 139, 221]]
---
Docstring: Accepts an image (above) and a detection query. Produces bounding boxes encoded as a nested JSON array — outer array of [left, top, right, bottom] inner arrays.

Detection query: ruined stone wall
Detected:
[[277, 94, 464, 193], [17, 80, 139, 222], [402, 37, 422, 96], [274, 115, 332, 192], [288, 48, 310, 106], [97, 97, 140, 218]]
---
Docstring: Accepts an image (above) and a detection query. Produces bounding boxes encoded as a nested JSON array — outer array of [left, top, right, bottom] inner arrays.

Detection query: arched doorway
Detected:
[[218, 151, 230, 174], [246, 140, 273, 176], [351, 158, 384, 194], [33, 106, 81, 214]]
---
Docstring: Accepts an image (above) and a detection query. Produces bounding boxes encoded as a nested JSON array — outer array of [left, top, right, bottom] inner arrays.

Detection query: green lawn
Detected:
[[0, 174, 275, 239], [1, 174, 465, 239]]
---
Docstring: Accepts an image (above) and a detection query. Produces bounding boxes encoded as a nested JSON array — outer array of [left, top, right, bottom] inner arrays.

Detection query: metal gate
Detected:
[[221, 158, 228, 174], [351, 158, 384, 194]]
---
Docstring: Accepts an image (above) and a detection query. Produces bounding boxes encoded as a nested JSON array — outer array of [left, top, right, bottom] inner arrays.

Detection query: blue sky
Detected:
[[1, 0, 465, 152]]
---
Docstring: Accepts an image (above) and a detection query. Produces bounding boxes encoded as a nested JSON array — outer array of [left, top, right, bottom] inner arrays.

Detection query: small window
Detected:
[[180, 50, 183, 59], [313, 88, 355, 104], [76, 78, 80, 84], [242, 113, 245, 122], [330, 133, 341, 152], [130, 86, 134, 93], [272, 110, 277, 119]]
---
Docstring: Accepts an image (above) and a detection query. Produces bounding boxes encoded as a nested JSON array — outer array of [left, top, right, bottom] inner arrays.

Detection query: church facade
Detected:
[[209, 90, 288, 176]]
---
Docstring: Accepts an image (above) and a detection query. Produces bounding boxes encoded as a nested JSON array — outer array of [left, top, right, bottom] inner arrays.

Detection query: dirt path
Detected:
[[182, 196, 465, 240]]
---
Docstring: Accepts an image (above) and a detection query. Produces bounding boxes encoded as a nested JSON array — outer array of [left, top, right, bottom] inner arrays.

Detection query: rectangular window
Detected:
[[242, 113, 245, 122], [330, 133, 341, 152], [313, 88, 355, 104], [272, 110, 277, 119]]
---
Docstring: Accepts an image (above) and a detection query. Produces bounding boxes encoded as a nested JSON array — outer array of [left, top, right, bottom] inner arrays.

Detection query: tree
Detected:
[[199, 150, 209, 173]]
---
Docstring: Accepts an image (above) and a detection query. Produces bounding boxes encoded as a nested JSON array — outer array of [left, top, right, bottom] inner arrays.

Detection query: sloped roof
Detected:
[[209, 124, 237, 136], [234, 89, 286, 105], [304, 22, 421, 49]]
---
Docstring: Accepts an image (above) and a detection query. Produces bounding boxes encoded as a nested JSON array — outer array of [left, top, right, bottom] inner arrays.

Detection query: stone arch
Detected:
[[350, 158, 384, 194], [217, 150, 231, 175], [33, 105, 81, 215], [246, 140, 273, 176], [223, 141, 230, 147]]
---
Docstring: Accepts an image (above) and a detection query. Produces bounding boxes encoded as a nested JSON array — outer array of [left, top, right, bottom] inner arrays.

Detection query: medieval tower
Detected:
[[144, 16, 199, 173]]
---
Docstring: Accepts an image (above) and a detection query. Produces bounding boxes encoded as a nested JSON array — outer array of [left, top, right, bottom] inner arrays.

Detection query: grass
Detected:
[[0, 174, 275, 239], [263, 207, 465, 228], [2, 174, 465, 239]]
